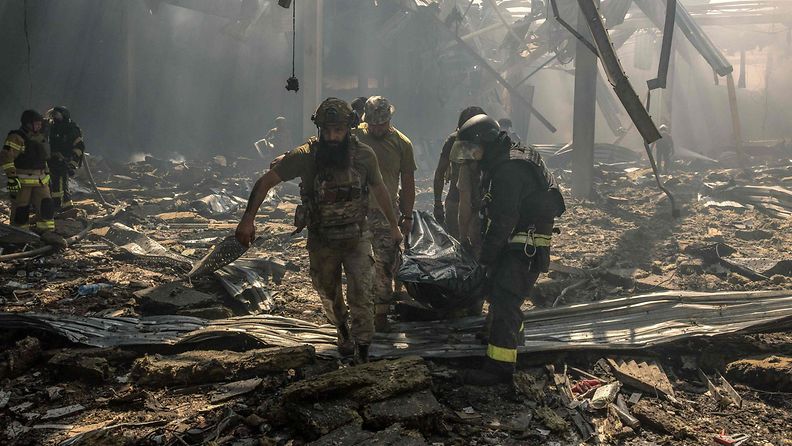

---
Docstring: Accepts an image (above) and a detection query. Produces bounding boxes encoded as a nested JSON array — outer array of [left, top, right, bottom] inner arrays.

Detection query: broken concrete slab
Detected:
[[306, 421, 376, 446], [281, 356, 431, 404], [131, 345, 315, 387], [0, 336, 42, 379], [362, 389, 443, 434], [288, 399, 361, 440], [134, 281, 218, 315], [48, 352, 110, 383], [631, 400, 693, 440], [725, 355, 792, 392], [308, 422, 427, 446]]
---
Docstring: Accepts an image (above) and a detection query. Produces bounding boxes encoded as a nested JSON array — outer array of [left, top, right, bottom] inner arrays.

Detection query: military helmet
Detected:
[[311, 97, 354, 128], [363, 96, 394, 125], [20, 109, 44, 127], [458, 114, 501, 144]]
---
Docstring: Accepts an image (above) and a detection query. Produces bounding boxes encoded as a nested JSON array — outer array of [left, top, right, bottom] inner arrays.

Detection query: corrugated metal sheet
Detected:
[[2, 290, 791, 359]]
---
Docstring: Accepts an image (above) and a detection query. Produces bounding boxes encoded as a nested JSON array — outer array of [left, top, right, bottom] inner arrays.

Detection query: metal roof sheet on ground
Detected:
[[1, 290, 791, 358]]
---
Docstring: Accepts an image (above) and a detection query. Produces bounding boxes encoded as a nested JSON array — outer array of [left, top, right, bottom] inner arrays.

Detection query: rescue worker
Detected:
[[235, 98, 402, 364], [46, 106, 85, 210], [254, 116, 292, 162], [497, 118, 522, 144], [432, 106, 485, 238], [350, 96, 367, 127], [2, 110, 57, 233], [457, 114, 565, 385], [654, 124, 674, 174], [353, 96, 416, 330]]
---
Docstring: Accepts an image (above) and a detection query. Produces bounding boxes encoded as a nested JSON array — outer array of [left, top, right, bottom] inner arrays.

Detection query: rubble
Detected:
[[606, 358, 676, 400], [131, 345, 315, 387], [134, 281, 218, 315], [726, 355, 792, 392], [2, 152, 792, 445], [0, 336, 42, 379], [631, 399, 694, 440], [48, 351, 110, 383]]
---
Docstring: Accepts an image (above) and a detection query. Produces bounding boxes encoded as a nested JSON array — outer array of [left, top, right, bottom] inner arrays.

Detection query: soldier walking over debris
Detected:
[[432, 106, 485, 239], [456, 114, 566, 385], [353, 96, 416, 330], [46, 106, 85, 211], [2, 110, 58, 234], [654, 124, 674, 174], [236, 98, 402, 364]]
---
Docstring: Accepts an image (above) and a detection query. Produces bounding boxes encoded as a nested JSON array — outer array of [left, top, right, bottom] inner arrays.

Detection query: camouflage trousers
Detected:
[[308, 233, 376, 344], [369, 212, 399, 310]]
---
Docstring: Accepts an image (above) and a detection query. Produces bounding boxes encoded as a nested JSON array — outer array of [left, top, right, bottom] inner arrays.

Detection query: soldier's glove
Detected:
[[67, 160, 79, 176], [7, 177, 21, 193], [433, 201, 445, 225]]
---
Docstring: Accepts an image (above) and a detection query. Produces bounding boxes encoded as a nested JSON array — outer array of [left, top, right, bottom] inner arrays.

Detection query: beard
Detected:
[[317, 133, 352, 170]]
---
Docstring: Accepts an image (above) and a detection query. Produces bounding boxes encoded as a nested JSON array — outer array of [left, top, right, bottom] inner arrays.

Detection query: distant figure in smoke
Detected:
[[653, 124, 674, 174], [497, 118, 521, 144], [255, 116, 292, 162], [350, 96, 367, 127], [46, 106, 85, 211]]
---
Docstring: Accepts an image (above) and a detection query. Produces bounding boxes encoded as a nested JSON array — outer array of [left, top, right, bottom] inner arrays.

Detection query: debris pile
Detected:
[[1, 154, 791, 445]]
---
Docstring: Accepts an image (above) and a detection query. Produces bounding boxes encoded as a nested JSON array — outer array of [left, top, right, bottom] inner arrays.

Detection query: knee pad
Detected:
[[40, 198, 55, 220], [13, 206, 30, 226]]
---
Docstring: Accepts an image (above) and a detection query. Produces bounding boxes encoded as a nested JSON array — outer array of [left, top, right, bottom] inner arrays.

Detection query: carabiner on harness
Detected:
[[523, 228, 537, 258]]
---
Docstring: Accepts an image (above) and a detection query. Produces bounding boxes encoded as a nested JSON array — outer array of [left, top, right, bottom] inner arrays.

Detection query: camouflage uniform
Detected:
[[353, 96, 416, 322], [272, 99, 384, 352]]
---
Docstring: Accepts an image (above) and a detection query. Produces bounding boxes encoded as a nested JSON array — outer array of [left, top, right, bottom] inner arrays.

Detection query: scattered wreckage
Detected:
[[1, 153, 791, 445]]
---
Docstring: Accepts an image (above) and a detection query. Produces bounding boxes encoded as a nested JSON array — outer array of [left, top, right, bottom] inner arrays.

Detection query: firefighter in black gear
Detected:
[[46, 106, 85, 210], [2, 110, 57, 233], [457, 114, 566, 385]]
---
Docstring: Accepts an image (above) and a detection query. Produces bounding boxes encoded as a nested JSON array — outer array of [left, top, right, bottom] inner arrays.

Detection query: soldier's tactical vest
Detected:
[[307, 144, 369, 241], [9, 129, 48, 170]]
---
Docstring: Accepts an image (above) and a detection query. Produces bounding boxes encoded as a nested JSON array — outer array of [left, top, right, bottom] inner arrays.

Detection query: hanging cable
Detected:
[[24, 0, 32, 103], [285, 0, 299, 92]]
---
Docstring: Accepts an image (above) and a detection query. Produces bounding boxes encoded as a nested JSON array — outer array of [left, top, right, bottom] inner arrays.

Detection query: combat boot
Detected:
[[336, 324, 354, 357], [353, 343, 369, 365]]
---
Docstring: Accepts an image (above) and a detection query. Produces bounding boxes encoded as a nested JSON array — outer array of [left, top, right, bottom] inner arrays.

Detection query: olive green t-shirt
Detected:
[[271, 137, 384, 200], [353, 124, 417, 213]]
